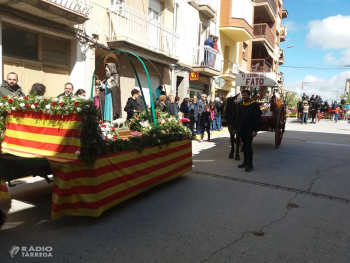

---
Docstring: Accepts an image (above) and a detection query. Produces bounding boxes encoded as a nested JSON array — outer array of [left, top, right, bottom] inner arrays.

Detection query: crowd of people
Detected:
[[299, 92, 349, 124]]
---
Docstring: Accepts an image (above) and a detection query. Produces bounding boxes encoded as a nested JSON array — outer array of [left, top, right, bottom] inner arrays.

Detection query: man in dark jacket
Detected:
[[0, 72, 25, 97], [166, 94, 178, 117], [204, 34, 214, 66], [236, 90, 261, 172], [197, 94, 207, 134], [57, 82, 74, 98], [136, 90, 146, 112], [124, 89, 140, 120]]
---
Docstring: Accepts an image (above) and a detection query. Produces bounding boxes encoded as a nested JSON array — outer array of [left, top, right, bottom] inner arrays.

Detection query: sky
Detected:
[[281, 0, 350, 102]]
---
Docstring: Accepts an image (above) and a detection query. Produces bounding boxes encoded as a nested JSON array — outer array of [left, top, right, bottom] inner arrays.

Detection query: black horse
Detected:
[[222, 94, 241, 160]]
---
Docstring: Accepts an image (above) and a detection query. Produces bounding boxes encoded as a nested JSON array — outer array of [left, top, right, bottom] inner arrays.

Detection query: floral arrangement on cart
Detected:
[[0, 94, 192, 165]]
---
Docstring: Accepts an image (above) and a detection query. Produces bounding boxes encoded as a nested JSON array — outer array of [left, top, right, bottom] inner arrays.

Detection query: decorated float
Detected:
[[0, 50, 192, 220]]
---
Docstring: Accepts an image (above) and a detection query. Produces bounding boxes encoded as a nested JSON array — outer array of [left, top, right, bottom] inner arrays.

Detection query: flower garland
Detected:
[[0, 95, 192, 165]]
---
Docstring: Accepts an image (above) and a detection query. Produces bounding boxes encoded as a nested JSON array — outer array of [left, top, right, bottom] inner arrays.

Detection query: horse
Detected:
[[309, 101, 321, 123], [221, 94, 241, 160]]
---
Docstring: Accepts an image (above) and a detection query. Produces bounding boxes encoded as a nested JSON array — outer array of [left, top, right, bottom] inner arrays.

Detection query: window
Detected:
[[2, 25, 38, 60], [242, 43, 248, 60], [42, 36, 68, 65], [231, 0, 253, 27]]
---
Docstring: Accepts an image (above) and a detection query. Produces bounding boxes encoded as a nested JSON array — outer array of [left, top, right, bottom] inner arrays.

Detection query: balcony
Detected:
[[282, 9, 288, 19], [255, 0, 277, 21], [221, 60, 239, 81], [279, 50, 284, 65], [0, 0, 90, 26], [251, 59, 272, 72], [280, 25, 287, 42], [187, 0, 216, 18], [193, 46, 222, 76], [253, 23, 275, 48], [107, 4, 179, 64]]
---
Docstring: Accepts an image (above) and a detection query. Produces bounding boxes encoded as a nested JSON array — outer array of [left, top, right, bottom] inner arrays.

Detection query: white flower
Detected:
[[0, 103, 3, 107], [104, 122, 111, 127], [19, 97, 24, 100], [12, 107, 16, 111], [45, 104, 50, 110], [75, 150, 81, 156], [77, 107, 82, 112], [107, 134, 112, 139], [100, 127, 105, 132], [105, 127, 111, 132], [85, 105, 90, 108], [161, 120, 165, 124], [53, 98, 58, 101], [31, 105, 36, 109], [5, 102, 8, 105], [37, 96, 42, 100], [19, 103, 25, 107], [140, 120, 150, 127], [71, 97, 76, 101], [102, 132, 107, 136]]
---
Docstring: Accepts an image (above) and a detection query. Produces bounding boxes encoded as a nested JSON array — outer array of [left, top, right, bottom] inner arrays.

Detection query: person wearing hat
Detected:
[[302, 100, 309, 125]]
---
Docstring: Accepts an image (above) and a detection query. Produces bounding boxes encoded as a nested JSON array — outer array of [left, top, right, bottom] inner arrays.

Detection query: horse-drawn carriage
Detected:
[[222, 94, 286, 160]]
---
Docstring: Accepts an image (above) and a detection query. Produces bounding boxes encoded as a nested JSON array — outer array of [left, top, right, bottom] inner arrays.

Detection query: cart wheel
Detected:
[[275, 105, 286, 149]]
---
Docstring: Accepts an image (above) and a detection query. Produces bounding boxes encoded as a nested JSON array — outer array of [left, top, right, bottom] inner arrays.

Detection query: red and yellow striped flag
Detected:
[[50, 140, 192, 219], [2, 111, 81, 162]]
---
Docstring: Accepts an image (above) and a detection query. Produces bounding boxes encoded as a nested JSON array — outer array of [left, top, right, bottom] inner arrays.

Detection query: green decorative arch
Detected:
[[91, 49, 164, 129]]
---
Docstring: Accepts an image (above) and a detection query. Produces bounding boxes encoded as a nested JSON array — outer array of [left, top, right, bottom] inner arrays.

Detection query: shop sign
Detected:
[[197, 76, 210, 85], [236, 73, 277, 86], [189, 72, 199, 81]]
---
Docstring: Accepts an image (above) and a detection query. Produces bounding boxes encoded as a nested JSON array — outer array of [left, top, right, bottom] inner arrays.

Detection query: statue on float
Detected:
[[95, 55, 122, 122]]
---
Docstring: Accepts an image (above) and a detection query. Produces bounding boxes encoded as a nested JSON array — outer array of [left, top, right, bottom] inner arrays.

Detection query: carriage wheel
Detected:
[[275, 105, 286, 149]]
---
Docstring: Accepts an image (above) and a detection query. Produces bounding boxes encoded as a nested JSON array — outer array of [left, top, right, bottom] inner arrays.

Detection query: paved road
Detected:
[[1, 118, 350, 263]]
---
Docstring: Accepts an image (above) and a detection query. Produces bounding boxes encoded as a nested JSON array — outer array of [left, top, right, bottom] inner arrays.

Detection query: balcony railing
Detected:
[[221, 60, 239, 78], [255, 0, 277, 16], [193, 46, 221, 72], [251, 59, 272, 72], [43, 0, 91, 16], [253, 23, 275, 47], [107, 4, 179, 58]]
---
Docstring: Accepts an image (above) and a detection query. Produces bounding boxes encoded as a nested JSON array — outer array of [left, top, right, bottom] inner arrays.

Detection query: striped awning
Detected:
[[264, 43, 278, 61]]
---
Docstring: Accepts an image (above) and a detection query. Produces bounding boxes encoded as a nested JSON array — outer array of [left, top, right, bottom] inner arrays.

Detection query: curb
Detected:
[[194, 128, 229, 139]]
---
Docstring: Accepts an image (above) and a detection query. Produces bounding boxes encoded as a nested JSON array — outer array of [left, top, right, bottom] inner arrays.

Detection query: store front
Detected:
[[189, 74, 211, 99]]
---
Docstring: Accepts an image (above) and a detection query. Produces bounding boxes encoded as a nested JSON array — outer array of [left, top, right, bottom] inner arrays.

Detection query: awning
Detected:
[[264, 43, 278, 61]]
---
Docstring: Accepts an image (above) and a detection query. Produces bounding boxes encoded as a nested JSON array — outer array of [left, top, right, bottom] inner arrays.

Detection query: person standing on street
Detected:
[[197, 94, 207, 134], [0, 72, 25, 97], [136, 90, 146, 113], [334, 106, 340, 123], [302, 100, 309, 125], [214, 97, 222, 131], [199, 105, 211, 142], [236, 90, 261, 172]]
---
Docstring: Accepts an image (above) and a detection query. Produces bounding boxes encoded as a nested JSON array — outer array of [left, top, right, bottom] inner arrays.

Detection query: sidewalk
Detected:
[[194, 127, 229, 140]]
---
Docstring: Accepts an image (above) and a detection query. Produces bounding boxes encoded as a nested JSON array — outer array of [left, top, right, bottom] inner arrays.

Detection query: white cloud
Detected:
[[284, 21, 297, 32], [283, 71, 350, 101], [306, 15, 350, 50], [323, 53, 336, 64]]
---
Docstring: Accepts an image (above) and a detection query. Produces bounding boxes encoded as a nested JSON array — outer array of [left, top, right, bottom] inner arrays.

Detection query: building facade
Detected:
[[0, 0, 91, 97], [218, 0, 288, 99]]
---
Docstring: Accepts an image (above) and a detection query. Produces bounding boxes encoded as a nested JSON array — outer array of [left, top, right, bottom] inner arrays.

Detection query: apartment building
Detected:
[[174, 0, 221, 100], [218, 0, 288, 99], [0, 0, 90, 97]]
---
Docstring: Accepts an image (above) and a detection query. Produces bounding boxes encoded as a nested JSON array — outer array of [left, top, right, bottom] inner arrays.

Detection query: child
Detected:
[[199, 105, 211, 142]]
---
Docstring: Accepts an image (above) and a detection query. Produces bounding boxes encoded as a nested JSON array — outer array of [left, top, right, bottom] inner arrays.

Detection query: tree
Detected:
[[280, 91, 298, 108]]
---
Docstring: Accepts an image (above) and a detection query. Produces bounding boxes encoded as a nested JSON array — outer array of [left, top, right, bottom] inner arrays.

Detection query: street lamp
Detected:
[[282, 44, 294, 50]]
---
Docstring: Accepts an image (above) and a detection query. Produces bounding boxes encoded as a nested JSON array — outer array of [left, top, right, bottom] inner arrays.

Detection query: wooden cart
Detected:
[[260, 104, 286, 149]]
